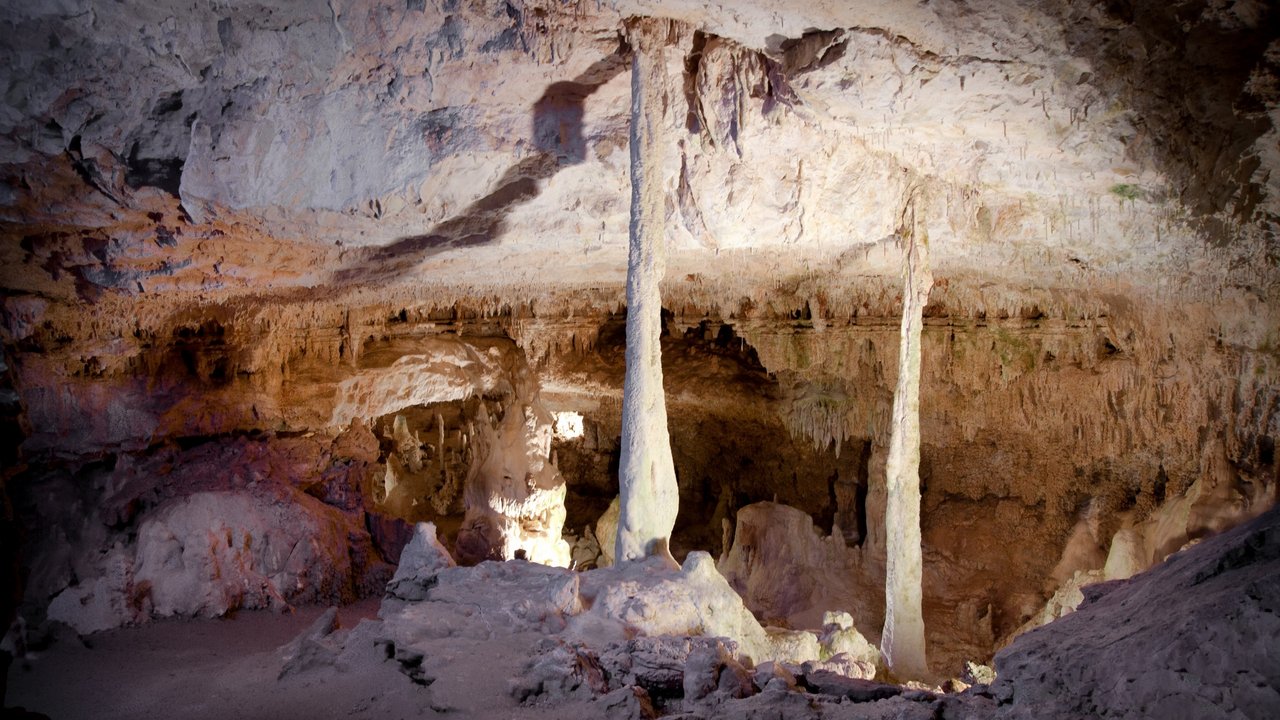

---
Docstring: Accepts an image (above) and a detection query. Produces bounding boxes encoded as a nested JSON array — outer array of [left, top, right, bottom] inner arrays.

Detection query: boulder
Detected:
[[818, 610, 881, 672], [798, 653, 876, 682], [992, 508, 1280, 719], [131, 489, 359, 618], [593, 686, 656, 720], [798, 671, 902, 702], [277, 607, 340, 679], [510, 639, 607, 702], [683, 639, 754, 704]]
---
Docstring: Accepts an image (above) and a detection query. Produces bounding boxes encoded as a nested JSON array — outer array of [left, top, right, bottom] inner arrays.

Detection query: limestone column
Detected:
[[615, 17, 679, 564], [881, 201, 933, 678]]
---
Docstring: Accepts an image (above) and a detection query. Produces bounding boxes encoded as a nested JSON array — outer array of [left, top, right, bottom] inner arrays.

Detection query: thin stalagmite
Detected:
[[615, 17, 680, 564], [881, 197, 933, 678]]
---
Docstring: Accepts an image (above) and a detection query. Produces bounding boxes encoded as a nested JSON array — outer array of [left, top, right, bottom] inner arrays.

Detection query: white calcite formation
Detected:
[[456, 393, 572, 567], [329, 332, 574, 567], [344, 336, 572, 568], [881, 226, 933, 679], [615, 17, 680, 565]]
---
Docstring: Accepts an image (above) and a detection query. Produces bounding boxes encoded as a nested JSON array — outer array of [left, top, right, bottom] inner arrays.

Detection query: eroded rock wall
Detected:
[[4, 298, 583, 629], [532, 290, 1277, 672]]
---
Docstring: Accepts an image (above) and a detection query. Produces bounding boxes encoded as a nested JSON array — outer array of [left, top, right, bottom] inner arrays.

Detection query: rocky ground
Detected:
[[7, 508, 1278, 719]]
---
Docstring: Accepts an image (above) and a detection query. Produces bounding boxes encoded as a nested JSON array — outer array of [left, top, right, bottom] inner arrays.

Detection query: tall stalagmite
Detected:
[[881, 196, 933, 678], [615, 17, 679, 564]]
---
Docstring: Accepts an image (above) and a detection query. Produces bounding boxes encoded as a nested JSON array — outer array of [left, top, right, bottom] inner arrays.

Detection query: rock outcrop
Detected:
[[293, 507, 1280, 718], [384, 521, 456, 602], [47, 485, 387, 633], [991, 507, 1280, 719], [718, 502, 862, 630]]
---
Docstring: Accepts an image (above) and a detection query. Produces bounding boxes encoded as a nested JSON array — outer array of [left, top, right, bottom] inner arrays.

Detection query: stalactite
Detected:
[[616, 16, 680, 565], [436, 411, 445, 480]]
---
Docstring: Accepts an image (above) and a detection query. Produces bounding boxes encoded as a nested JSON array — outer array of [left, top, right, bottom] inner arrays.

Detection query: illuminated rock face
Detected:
[[46, 485, 387, 634], [3, 1, 1275, 298], [456, 390, 572, 567]]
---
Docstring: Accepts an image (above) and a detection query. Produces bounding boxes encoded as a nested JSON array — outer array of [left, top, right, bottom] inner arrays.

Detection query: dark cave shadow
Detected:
[[332, 45, 630, 288], [1057, 3, 1278, 237]]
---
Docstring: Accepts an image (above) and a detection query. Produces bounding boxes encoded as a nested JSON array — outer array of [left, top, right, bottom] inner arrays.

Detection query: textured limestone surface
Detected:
[[46, 485, 388, 634], [718, 502, 860, 630], [0, 0, 1278, 708], [881, 229, 932, 678], [2, 0, 1276, 301]]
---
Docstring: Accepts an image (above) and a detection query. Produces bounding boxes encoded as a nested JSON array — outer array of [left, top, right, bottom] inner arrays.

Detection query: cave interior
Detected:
[[0, 1, 1278, 718]]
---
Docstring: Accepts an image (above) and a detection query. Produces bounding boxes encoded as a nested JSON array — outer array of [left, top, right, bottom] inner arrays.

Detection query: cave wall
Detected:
[[0, 258, 1276, 665], [529, 291, 1278, 668], [4, 0, 1275, 304], [2, 300, 578, 630]]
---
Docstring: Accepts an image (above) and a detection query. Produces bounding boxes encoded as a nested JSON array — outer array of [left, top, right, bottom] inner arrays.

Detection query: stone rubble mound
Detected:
[[263, 511, 1280, 719]]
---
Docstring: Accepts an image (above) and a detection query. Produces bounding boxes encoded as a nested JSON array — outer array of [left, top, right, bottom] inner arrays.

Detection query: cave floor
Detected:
[[4, 598, 572, 720], [8, 600, 369, 719]]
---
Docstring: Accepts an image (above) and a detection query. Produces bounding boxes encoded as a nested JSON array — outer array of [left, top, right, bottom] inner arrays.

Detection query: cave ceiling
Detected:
[[0, 0, 1276, 321]]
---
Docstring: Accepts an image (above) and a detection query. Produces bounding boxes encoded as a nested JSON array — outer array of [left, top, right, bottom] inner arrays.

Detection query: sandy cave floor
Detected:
[[8, 600, 372, 719], [5, 598, 563, 720]]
